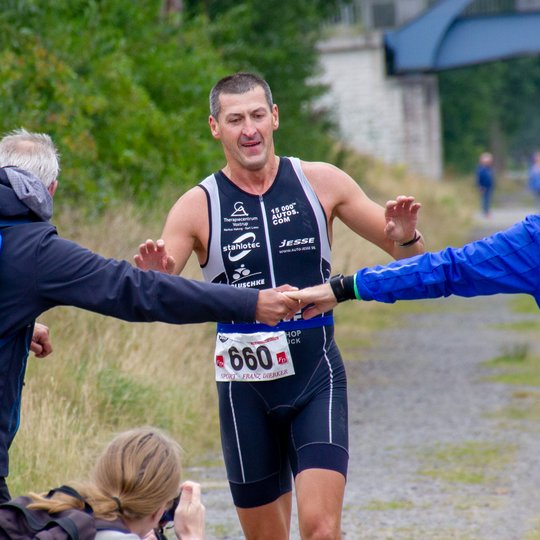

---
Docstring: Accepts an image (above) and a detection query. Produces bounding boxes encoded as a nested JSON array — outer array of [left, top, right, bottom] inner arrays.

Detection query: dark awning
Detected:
[[385, 0, 540, 74]]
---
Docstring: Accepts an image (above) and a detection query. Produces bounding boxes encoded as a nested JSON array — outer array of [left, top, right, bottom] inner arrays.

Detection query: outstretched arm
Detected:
[[38, 232, 298, 327], [287, 216, 540, 314], [355, 217, 540, 303]]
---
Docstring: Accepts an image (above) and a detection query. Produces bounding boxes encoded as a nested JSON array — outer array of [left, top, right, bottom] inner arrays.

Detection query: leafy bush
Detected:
[[0, 2, 226, 208], [0, 1, 339, 209]]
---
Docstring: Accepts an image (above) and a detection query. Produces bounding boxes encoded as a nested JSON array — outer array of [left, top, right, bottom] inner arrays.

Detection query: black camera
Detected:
[[159, 493, 181, 525]]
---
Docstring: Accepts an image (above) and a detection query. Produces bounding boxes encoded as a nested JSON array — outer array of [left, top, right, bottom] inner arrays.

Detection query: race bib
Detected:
[[214, 331, 294, 382]]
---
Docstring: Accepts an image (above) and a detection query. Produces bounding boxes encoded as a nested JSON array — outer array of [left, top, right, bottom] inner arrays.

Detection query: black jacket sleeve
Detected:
[[35, 230, 258, 324]]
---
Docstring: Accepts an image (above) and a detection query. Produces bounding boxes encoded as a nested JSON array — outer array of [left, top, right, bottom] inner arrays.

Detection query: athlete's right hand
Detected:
[[256, 286, 299, 326], [134, 239, 176, 274]]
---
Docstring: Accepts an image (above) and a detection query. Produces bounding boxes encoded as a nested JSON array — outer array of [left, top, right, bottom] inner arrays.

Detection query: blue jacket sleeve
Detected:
[[355, 215, 540, 306], [35, 231, 259, 324]]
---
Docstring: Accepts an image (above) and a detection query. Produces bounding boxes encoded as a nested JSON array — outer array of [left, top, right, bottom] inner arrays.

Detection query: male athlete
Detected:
[[135, 72, 424, 539]]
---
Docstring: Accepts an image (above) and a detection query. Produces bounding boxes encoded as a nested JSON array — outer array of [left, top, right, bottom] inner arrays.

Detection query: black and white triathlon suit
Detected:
[[199, 156, 348, 508]]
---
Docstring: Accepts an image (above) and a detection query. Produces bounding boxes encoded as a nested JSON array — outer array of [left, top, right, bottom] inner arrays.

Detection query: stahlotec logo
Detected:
[[223, 232, 261, 262], [278, 237, 315, 248]]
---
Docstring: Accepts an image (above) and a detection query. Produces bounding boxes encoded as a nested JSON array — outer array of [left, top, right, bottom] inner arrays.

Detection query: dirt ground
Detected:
[[185, 204, 540, 540]]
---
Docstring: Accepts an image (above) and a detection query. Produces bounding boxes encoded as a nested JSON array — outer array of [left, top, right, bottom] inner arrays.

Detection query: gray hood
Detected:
[[4, 167, 53, 221]]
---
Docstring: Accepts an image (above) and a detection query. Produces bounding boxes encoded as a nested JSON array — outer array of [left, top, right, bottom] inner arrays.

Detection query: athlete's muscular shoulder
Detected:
[[161, 185, 209, 271], [298, 160, 371, 220]]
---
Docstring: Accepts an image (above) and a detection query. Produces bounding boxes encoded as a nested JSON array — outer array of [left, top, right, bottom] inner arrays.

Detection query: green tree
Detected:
[[439, 56, 540, 173], [0, 1, 227, 207], [184, 0, 343, 160], [0, 1, 345, 207]]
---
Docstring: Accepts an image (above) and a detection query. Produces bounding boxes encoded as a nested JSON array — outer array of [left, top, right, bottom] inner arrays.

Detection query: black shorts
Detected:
[[217, 326, 348, 508]]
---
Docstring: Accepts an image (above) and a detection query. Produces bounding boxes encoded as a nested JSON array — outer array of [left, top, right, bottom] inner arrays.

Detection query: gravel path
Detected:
[[187, 205, 540, 540]]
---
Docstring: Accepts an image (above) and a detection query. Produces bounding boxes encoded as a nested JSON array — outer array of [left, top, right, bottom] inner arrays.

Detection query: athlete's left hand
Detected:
[[383, 195, 421, 243]]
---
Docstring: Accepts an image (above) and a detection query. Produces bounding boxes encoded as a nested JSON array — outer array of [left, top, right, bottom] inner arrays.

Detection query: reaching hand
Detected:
[[255, 285, 300, 326], [134, 239, 176, 274], [30, 323, 53, 358], [174, 481, 205, 540], [384, 195, 421, 243], [285, 283, 337, 319]]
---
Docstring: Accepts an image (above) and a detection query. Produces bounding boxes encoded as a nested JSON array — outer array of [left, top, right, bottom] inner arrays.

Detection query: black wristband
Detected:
[[329, 274, 356, 303], [399, 230, 421, 247]]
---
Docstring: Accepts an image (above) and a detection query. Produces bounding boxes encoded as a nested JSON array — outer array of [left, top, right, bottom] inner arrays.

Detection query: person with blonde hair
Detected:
[[26, 426, 204, 539]]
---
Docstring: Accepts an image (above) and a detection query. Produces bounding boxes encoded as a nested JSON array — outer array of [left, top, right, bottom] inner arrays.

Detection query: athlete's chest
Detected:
[[201, 158, 331, 289], [217, 172, 321, 260]]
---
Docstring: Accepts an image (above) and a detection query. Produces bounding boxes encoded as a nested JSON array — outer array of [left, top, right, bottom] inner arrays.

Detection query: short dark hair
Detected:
[[209, 72, 273, 119]]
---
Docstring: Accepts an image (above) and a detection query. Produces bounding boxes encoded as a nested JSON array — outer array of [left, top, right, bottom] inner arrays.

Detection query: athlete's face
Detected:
[[209, 86, 279, 172]]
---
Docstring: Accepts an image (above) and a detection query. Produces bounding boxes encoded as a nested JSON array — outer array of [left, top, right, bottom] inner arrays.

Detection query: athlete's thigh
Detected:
[[217, 381, 292, 507], [289, 341, 349, 476]]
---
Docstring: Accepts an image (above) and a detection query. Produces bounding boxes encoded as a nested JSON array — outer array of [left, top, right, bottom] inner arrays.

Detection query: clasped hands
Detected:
[[258, 282, 338, 325]]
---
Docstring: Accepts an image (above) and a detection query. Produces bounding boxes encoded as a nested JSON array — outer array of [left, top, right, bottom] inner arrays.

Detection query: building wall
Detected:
[[317, 33, 442, 179], [358, 0, 432, 28], [517, 0, 540, 10]]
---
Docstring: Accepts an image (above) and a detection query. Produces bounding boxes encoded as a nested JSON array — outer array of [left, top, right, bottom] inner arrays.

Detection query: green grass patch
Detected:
[[485, 343, 529, 365], [483, 345, 540, 387], [371, 526, 478, 540], [488, 390, 540, 423], [495, 320, 540, 332], [418, 441, 516, 485], [525, 520, 540, 540], [362, 499, 415, 511], [510, 295, 539, 314]]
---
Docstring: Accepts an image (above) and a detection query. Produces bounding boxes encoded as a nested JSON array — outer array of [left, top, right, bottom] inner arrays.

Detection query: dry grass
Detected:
[[8, 153, 474, 496]]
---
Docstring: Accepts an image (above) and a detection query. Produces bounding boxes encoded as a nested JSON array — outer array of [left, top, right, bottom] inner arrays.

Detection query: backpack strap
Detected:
[[47, 487, 130, 535], [0, 495, 95, 539], [47, 486, 93, 514], [0, 496, 47, 529]]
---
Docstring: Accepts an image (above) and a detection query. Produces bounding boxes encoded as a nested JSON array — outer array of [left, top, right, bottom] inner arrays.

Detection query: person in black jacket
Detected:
[[0, 128, 298, 502]]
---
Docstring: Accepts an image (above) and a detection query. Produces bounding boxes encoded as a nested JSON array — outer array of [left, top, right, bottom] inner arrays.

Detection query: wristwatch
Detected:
[[329, 273, 348, 303]]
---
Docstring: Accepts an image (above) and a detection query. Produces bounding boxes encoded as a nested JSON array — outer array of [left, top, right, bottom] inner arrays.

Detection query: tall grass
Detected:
[[9, 153, 475, 495]]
